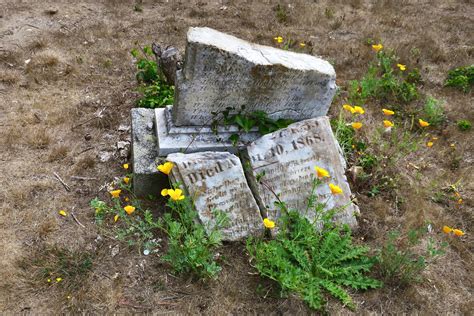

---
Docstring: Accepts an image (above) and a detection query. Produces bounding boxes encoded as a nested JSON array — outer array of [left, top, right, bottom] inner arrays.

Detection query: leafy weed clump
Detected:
[[92, 163, 227, 280], [422, 96, 445, 127], [159, 187, 229, 279], [377, 229, 446, 286], [91, 174, 162, 253], [247, 178, 382, 311], [445, 65, 473, 93], [457, 119, 472, 131], [348, 47, 420, 106], [131, 46, 174, 108]]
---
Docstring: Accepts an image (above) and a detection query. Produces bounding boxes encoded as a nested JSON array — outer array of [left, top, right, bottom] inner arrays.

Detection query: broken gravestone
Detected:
[[246, 117, 359, 227], [153, 27, 337, 156], [166, 151, 264, 241], [172, 27, 336, 126]]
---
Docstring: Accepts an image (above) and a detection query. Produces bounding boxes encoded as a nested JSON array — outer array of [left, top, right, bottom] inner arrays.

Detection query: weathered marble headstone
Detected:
[[246, 117, 358, 227], [173, 27, 336, 126], [166, 151, 264, 241]]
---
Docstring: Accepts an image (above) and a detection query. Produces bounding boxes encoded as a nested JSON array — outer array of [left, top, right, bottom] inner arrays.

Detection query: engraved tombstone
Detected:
[[166, 151, 264, 241], [154, 27, 337, 156], [246, 117, 359, 227], [173, 27, 336, 126]]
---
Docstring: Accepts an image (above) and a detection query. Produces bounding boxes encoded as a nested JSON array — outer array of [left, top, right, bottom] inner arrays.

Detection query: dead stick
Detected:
[[71, 211, 85, 228], [71, 107, 106, 130], [78, 146, 94, 155], [71, 116, 98, 130], [53, 172, 71, 192], [71, 176, 98, 181]]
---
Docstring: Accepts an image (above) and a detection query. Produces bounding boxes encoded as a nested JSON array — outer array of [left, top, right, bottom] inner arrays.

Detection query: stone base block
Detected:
[[131, 108, 168, 197], [155, 106, 260, 156]]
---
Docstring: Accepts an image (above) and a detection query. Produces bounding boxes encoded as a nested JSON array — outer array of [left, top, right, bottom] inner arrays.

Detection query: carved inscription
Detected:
[[166, 152, 264, 241], [247, 117, 358, 227], [172, 27, 336, 126]]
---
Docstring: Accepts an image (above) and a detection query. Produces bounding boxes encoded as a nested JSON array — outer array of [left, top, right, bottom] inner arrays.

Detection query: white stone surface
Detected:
[[155, 106, 260, 156], [166, 151, 264, 241], [246, 117, 358, 228], [173, 27, 337, 126], [131, 108, 167, 197]]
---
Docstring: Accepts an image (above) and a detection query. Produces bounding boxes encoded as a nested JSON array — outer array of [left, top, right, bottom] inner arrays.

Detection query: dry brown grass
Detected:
[[0, 68, 21, 85], [27, 127, 52, 149], [48, 145, 69, 162]]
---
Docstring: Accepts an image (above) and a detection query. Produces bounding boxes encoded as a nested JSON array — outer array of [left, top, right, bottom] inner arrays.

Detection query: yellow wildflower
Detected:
[[110, 189, 121, 198], [418, 119, 430, 127], [124, 205, 136, 215], [263, 218, 276, 229], [123, 177, 130, 184], [457, 198, 463, 204], [382, 109, 395, 116], [125, 197, 129, 202], [157, 162, 174, 175], [114, 214, 119, 222], [453, 229, 465, 237], [59, 210, 67, 217], [351, 122, 363, 130], [383, 120, 394, 128], [343, 104, 356, 114], [123, 163, 129, 170], [47, 279, 51, 283], [427, 142, 434, 147], [299, 42, 306, 48], [274, 36, 283, 43], [397, 63, 406, 71], [161, 188, 169, 197], [56, 277, 62, 282], [314, 166, 330, 179], [442, 226, 452, 234], [329, 183, 343, 195], [167, 189, 185, 201], [372, 43, 383, 52], [353, 106, 365, 114], [432, 137, 438, 140]]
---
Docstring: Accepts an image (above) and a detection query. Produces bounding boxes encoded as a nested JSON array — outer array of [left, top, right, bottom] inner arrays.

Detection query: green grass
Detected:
[[422, 96, 445, 127], [457, 119, 472, 131], [445, 65, 473, 93]]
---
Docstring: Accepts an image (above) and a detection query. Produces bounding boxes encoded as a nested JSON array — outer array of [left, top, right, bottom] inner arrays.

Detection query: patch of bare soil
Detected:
[[0, 0, 472, 314]]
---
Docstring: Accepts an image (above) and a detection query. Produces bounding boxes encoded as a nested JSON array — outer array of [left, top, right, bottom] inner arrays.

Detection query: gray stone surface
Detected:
[[155, 106, 260, 156], [131, 108, 167, 197], [166, 151, 264, 241], [173, 27, 336, 126], [245, 117, 358, 228]]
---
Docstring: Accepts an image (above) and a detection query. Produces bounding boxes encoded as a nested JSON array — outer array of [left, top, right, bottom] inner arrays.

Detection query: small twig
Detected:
[[71, 107, 106, 130], [71, 116, 98, 130], [78, 146, 94, 155], [53, 172, 71, 191], [71, 176, 98, 181], [71, 210, 86, 228], [26, 23, 40, 29]]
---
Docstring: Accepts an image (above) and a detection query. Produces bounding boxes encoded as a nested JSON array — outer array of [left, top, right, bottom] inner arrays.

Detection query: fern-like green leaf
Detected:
[[321, 280, 355, 310]]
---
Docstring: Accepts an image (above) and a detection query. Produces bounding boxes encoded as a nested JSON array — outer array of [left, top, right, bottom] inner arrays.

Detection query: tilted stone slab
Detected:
[[155, 106, 260, 156], [173, 27, 336, 126], [166, 152, 264, 241], [131, 108, 167, 197], [246, 117, 358, 228]]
